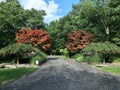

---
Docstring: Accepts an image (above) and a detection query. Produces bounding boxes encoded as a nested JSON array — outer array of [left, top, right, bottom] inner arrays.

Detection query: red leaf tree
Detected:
[[16, 28, 51, 51], [66, 30, 93, 51]]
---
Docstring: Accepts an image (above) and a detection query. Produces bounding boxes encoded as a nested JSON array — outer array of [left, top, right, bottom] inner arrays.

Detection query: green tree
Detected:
[[0, 0, 45, 48], [70, 0, 112, 42], [23, 9, 46, 29], [47, 0, 120, 54], [0, 0, 24, 48], [46, 20, 66, 53], [0, 44, 35, 64], [83, 41, 120, 63], [109, 0, 120, 46]]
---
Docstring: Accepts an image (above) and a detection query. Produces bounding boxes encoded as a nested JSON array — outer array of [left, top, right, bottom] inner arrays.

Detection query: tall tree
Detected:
[[0, 0, 46, 48], [47, 0, 120, 53], [47, 20, 66, 52], [0, 0, 24, 47], [23, 9, 46, 29], [109, 0, 120, 46]]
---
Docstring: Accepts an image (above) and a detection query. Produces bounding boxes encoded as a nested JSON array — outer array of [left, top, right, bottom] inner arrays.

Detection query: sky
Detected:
[[0, 0, 80, 23], [18, 0, 80, 23]]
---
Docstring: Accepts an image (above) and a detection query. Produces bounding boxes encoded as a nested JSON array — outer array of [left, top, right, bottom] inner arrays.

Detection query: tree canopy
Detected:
[[66, 30, 93, 51], [0, 0, 120, 56], [46, 0, 120, 53], [0, 0, 45, 48], [16, 29, 51, 51]]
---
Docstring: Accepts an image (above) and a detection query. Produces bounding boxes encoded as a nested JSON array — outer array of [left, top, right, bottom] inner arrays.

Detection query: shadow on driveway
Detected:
[[0, 56, 120, 90]]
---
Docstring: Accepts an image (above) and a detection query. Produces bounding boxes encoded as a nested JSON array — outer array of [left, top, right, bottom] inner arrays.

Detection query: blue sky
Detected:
[[0, 0, 80, 23], [17, 0, 80, 23], [45, 0, 80, 17]]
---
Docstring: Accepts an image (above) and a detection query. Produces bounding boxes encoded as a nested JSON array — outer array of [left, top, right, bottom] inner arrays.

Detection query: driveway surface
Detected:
[[0, 56, 120, 90]]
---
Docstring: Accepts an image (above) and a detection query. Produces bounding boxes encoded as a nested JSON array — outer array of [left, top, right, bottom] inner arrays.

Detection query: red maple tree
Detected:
[[66, 30, 93, 51], [16, 28, 51, 51]]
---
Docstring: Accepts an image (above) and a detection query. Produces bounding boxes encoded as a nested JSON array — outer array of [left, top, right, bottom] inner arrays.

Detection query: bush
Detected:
[[59, 48, 68, 57], [0, 58, 16, 64], [30, 51, 47, 64], [84, 53, 101, 64], [112, 55, 120, 63], [74, 54, 84, 62], [113, 58, 120, 63]]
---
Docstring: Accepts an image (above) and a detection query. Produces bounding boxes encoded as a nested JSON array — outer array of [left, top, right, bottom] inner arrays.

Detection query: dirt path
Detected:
[[0, 56, 120, 90]]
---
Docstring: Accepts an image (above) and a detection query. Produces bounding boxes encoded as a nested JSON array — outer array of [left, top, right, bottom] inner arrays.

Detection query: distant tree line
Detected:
[[46, 0, 120, 54], [0, 0, 120, 56]]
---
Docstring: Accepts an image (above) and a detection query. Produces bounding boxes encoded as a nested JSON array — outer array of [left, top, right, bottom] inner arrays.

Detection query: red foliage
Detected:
[[66, 30, 93, 51], [16, 28, 51, 51]]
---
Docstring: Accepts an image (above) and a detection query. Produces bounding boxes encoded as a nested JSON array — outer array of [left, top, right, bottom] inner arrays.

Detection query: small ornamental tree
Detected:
[[66, 30, 93, 52], [83, 41, 120, 63], [0, 43, 46, 64], [16, 29, 51, 51]]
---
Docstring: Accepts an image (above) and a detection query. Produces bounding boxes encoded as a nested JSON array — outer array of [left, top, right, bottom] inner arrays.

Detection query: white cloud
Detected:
[[0, 0, 6, 2], [19, 0, 62, 23]]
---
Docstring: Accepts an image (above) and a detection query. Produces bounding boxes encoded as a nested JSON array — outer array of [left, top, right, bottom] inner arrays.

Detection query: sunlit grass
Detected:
[[0, 68, 38, 85], [98, 66, 120, 76], [55, 55, 68, 59]]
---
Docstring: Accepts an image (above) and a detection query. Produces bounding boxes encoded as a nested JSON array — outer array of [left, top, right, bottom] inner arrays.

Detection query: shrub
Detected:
[[113, 58, 120, 63], [84, 53, 101, 64], [111, 55, 120, 63], [59, 48, 68, 57], [74, 54, 84, 62], [51, 50, 57, 55], [112, 37, 120, 46], [30, 52, 46, 64], [0, 58, 16, 64]]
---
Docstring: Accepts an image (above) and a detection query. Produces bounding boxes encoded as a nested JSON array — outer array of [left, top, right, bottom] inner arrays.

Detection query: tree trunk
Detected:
[[17, 57, 19, 65], [103, 59, 105, 64]]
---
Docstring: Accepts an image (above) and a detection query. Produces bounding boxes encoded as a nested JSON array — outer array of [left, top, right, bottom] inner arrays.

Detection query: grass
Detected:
[[0, 67, 38, 85], [55, 55, 68, 59], [98, 66, 120, 76], [113, 58, 120, 63]]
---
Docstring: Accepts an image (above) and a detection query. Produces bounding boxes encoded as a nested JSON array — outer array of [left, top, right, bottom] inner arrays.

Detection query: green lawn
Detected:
[[0, 67, 38, 85], [55, 55, 68, 59], [99, 66, 120, 76]]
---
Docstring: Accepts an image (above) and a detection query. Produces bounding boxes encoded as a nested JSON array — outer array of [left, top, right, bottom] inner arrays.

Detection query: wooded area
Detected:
[[0, 0, 120, 64]]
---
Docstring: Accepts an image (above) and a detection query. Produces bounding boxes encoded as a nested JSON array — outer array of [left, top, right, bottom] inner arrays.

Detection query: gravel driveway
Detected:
[[0, 56, 120, 90]]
